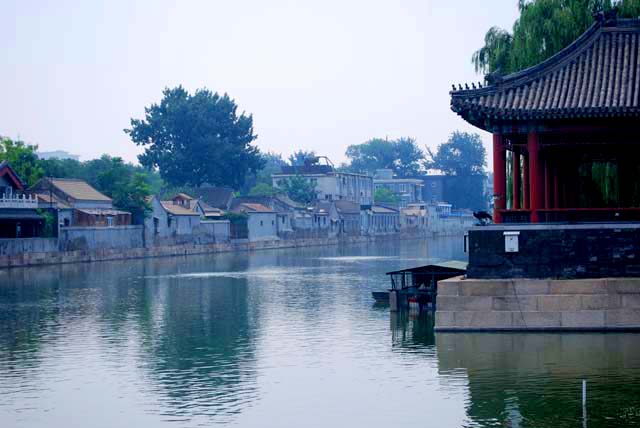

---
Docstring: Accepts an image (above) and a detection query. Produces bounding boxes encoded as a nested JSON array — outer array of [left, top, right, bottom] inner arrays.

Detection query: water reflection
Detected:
[[437, 333, 640, 428]]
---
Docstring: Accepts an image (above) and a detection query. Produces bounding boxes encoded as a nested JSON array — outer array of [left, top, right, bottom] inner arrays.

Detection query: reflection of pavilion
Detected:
[[436, 333, 640, 427]]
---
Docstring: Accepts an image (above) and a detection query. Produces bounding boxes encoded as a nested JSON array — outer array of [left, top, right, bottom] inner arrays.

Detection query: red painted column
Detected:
[[512, 150, 521, 210], [528, 131, 541, 223], [493, 133, 506, 223], [523, 153, 530, 210]]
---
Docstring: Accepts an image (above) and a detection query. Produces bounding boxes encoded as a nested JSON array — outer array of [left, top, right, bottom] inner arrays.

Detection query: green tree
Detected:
[[254, 152, 286, 186], [126, 86, 264, 189], [345, 137, 424, 176], [248, 183, 280, 197], [425, 132, 486, 176], [112, 173, 152, 220], [473, 0, 640, 75], [278, 175, 317, 204], [426, 132, 487, 210], [288, 150, 316, 166], [374, 187, 400, 204], [0, 137, 43, 186]]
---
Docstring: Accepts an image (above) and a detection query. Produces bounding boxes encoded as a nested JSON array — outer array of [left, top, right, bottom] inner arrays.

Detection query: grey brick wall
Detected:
[[468, 224, 640, 279]]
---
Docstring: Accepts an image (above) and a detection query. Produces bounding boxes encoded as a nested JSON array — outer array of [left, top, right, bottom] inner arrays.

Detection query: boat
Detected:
[[371, 291, 390, 303]]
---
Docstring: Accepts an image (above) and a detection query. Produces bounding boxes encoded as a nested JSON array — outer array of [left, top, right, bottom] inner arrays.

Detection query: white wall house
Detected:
[[272, 164, 373, 205]]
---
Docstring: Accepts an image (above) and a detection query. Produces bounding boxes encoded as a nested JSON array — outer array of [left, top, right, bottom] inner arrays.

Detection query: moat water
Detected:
[[1, 237, 639, 427]]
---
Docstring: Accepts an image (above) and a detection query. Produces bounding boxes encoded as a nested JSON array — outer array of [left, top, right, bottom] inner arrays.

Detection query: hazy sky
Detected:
[[1, 1, 519, 168]]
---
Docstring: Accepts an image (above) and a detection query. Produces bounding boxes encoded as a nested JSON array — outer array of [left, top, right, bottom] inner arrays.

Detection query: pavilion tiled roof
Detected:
[[450, 16, 640, 128]]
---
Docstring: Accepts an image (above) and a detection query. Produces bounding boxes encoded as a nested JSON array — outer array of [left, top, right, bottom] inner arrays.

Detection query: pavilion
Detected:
[[451, 12, 640, 224]]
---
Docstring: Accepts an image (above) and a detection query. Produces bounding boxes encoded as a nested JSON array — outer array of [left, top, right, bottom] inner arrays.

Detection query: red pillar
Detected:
[[523, 153, 530, 210], [493, 134, 506, 223], [512, 150, 521, 210], [528, 131, 541, 223]]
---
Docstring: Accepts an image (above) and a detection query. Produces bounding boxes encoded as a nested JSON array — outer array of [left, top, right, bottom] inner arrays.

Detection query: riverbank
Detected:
[[0, 233, 424, 269]]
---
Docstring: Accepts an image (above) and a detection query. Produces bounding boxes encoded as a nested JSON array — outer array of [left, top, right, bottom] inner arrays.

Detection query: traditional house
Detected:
[[30, 178, 131, 226], [231, 202, 278, 241], [370, 205, 400, 235], [146, 195, 201, 238], [334, 200, 361, 236], [312, 201, 338, 237], [0, 161, 44, 238], [189, 186, 235, 211]]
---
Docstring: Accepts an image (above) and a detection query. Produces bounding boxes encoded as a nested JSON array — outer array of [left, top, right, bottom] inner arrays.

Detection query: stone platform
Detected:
[[435, 276, 640, 331]]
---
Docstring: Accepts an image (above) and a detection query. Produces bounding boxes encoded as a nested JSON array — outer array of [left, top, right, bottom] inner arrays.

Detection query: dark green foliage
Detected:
[[288, 150, 316, 166], [126, 86, 264, 189], [374, 187, 400, 204], [0, 137, 44, 186], [278, 175, 317, 204], [345, 137, 424, 177], [248, 183, 280, 197], [425, 132, 486, 176], [254, 152, 286, 187], [427, 132, 488, 210], [473, 0, 640, 75], [36, 209, 57, 237]]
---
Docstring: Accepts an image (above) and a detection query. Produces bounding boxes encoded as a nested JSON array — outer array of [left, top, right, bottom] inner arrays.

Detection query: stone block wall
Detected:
[[468, 224, 640, 279], [60, 226, 144, 251], [435, 276, 640, 331]]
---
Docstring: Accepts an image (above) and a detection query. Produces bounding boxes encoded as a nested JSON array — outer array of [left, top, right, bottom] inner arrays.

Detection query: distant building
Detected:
[[30, 178, 131, 227], [231, 202, 278, 241], [373, 169, 424, 208], [189, 187, 235, 211], [37, 150, 80, 161], [272, 158, 373, 205], [421, 175, 447, 202], [362, 205, 399, 235], [400, 203, 428, 232], [334, 200, 361, 236]]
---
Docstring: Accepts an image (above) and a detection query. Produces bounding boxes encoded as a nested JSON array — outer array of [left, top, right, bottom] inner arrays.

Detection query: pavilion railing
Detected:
[[500, 208, 640, 223]]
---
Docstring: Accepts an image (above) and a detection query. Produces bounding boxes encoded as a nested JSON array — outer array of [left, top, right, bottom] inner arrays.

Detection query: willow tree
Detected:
[[473, 0, 640, 75]]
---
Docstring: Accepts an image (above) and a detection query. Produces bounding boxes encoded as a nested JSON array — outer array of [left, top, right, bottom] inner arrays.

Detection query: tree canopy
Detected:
[[345, 137, 424, 177], [374, 187, 400, 204], [473, 0, 640, 75], [277, 176, 317, 204], [426, 132, 487, 176], [126, 86, 264, 189], [0, 137, 43, 186], [288, 150, 316, 166], [426, 132, 488, 210]]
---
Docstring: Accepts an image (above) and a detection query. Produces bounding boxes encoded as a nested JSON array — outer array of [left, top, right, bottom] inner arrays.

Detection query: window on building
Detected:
[[323, 217, 326, 225], [272, 220, 275, 225], [107, 216, 114, 227], [260, 220, 264, 226], [167, 217, 172, 228]]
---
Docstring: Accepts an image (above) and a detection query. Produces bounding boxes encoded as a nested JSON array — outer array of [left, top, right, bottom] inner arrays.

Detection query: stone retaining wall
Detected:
[[435, 276, 640, 331], [0, 234, 412, 269], [467, 223, 640, 279]]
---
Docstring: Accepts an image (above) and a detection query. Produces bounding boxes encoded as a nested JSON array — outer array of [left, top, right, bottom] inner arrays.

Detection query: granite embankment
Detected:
[[0, 234, 415, 269]]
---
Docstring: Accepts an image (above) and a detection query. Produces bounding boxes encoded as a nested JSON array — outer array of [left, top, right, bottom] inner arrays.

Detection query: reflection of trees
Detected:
[[437, 333, 640, 427], [131, 257, 260, 422], [390, 311, 435, 355], [0, 254, 262, 424], [0, 268, 63, 372]]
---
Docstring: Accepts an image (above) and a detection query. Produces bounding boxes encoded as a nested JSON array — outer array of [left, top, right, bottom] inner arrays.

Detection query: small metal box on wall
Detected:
[[503, 231, 520, 253]]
